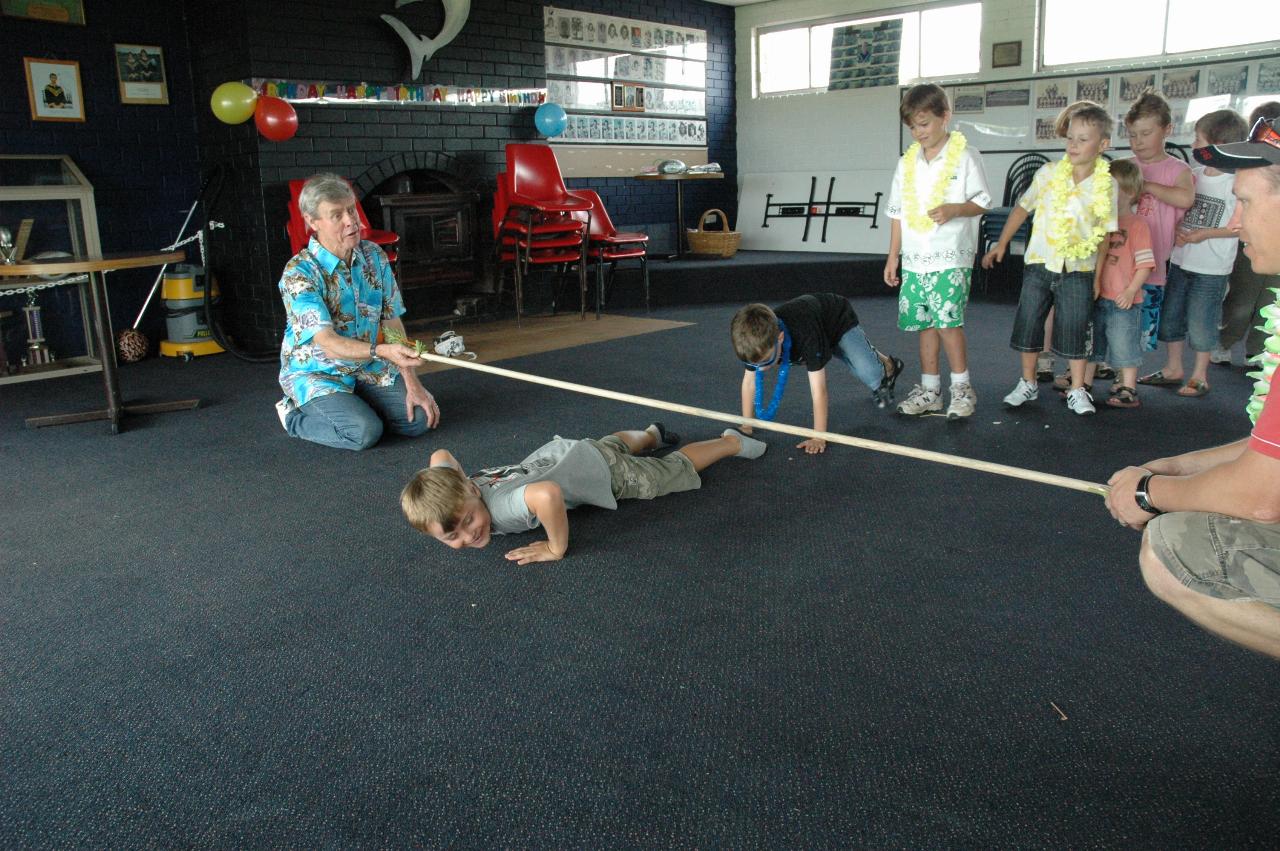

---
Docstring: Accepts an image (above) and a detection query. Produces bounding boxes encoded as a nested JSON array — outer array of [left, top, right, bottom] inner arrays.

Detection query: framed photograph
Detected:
[[114, 43, 168, 104], [991, 40, 1021, 69], [2, 0, 84, 24], [612, 82, 645, 112], [23, 57, 84, 122]]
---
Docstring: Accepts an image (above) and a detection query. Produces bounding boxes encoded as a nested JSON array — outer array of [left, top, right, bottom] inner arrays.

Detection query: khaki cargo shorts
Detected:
[[1148, 512, 1280, 608], [588, 435, 701, 501]]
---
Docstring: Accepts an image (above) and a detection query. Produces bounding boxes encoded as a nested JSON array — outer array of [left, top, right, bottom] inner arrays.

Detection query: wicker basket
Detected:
[[686, 208, 741, 258]]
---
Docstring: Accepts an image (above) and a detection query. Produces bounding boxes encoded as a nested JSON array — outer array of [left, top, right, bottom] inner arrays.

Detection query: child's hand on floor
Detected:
[[797, 438, 826, 454], [505, 540, 565, 565]]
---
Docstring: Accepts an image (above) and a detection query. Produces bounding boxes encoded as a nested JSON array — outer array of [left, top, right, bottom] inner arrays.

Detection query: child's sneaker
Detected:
[[1065, 386, 1096, 415], [1035, 352, 1055, 381], [946, 383, 977, 419], [896, 384, 942, 416], [872, 353, 905, 408], [1210, 348, 1233, 365], [1002, 378, 1039, 408]]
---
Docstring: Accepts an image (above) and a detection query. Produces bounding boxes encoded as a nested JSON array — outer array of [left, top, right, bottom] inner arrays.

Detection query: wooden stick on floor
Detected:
[[415, 353, 1110, 498]]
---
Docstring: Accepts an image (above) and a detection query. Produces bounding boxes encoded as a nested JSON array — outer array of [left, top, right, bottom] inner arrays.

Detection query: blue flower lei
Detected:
[[754, 318, 792, 421]]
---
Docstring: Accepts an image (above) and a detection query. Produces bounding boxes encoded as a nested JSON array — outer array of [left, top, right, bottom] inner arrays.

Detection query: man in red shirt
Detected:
[[1106, 117, 1280, 658]]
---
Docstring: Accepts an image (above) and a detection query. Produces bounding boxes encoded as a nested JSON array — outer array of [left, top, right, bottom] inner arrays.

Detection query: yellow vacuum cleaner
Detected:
[[159, 264, 224, 359]]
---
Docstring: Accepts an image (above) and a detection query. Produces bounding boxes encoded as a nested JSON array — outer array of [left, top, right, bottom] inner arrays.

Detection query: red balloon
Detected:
[[254, 96, 298, 142]]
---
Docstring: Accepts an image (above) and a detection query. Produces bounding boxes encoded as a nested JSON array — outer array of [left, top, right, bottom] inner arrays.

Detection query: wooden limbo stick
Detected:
[[416, 352, 1110, 498]]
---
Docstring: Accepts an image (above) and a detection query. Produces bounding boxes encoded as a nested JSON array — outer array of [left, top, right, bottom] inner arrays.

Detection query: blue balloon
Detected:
[[534, 103, 568, 137]]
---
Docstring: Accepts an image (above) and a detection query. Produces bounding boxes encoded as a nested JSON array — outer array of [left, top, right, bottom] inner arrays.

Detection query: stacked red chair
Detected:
[[286, 178, 400, 263], [569, 189, 649, 317], [496, 144, 592, 322]]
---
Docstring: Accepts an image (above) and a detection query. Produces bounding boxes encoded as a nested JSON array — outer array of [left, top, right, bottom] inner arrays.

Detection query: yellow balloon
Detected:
[[210, 81, 257, 125]]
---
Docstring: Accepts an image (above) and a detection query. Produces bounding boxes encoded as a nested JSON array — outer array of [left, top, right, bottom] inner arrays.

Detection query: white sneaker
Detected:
[[1210, 348, 1233, 365], [275, 398, 292, 431], [947, 382, 977, 419], [1002, 378, 1039, 408], [896, 384, 943, 416], [1065, 386, 1096, 415]]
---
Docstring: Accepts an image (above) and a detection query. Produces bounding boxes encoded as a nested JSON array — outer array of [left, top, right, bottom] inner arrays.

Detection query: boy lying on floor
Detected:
[[401, 423, 766, 564]]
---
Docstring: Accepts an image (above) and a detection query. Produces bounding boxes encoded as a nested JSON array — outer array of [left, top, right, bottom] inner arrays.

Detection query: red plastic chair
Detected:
[[569, 189, 649, 317], [493, 166, 587, 322], [286, 178, 399, 263]]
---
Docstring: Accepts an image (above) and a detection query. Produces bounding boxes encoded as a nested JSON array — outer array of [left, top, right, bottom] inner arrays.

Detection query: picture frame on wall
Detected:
[[23, 57, 84, 122], [114, 43, 168, 105], [2, 0, 84, 24], [991, 40, 1021, 69], [612, 82, 645, 112]]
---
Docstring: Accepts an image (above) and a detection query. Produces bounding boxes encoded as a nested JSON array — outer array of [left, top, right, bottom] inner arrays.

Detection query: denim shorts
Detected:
[[1158, 264, 1229, 352], [1148, 512, 1280, 608], [1089, 298, 1143, 367], [589, 435, 701, 501], [1139, 283, 1163, 353], [1009, 263, 1094, 359]]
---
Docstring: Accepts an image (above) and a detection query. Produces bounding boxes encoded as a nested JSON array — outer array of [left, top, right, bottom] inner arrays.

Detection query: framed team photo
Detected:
[[114, 43, 168, 105]]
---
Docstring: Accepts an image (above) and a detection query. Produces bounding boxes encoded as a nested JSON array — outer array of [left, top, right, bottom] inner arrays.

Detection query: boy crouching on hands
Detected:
[[401, 423, 766, 564]]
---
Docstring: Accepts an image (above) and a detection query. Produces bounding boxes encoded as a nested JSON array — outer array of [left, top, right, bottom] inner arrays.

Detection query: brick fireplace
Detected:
[[352, 154, 483, 319]]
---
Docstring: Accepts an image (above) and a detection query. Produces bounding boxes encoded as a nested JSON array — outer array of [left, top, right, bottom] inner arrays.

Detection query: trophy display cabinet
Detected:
[[0, 154, 104, 385]]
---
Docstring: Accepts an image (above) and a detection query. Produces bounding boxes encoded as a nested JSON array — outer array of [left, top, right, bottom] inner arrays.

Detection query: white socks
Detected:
[[951, 370, 970, 387], [921, 373, 942, 393]]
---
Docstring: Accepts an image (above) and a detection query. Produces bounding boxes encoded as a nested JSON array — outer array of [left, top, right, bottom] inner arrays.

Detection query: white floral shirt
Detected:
[[887, 139, 992, 273]]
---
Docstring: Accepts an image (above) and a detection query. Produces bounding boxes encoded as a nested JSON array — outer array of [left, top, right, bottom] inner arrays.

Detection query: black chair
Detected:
[[1166, 141, 1190, 162], [977, 153, 1049, 292], [1002, 152, 1049, 206]]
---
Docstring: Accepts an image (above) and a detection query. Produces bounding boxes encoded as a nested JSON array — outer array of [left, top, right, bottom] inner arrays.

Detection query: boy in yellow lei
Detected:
[[983, 102, 1118, 416], [885, 84, 992, 420]]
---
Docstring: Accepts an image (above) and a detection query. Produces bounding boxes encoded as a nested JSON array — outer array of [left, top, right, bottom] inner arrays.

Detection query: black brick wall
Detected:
[[194, 0, 736, 347], [3, 0, 735, 354], [0, 3, 200, 360]]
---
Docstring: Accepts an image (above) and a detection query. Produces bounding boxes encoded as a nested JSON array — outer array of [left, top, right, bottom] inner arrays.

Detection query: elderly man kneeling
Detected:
[[274, 173, 440, 450]]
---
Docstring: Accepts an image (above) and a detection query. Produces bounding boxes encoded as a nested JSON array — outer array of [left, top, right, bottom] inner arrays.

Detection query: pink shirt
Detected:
[[1132, 155, 1192, 285], [1250, 388, 1280, 460], [1098, 213, 1155, 301]]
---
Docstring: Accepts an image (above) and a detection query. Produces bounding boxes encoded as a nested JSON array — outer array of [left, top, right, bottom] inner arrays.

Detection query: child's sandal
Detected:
[[1106, 386, 1140, 408]]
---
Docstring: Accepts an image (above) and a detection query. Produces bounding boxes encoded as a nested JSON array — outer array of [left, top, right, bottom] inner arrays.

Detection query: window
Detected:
[[1042, 0, 1280, 68], [756, 2, 981, 96]]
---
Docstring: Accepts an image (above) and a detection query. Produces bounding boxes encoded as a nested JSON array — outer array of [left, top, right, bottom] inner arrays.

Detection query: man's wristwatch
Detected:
[[1134, 473, 1163, 515], [369, 340, 379, 361]]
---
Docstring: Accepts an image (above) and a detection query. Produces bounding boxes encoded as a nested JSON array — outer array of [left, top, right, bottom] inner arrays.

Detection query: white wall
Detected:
[[734, 0, 1277, 221]]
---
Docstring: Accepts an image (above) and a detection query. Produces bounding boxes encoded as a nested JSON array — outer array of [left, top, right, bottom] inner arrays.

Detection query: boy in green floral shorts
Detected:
[[884, 83, 992, 419]]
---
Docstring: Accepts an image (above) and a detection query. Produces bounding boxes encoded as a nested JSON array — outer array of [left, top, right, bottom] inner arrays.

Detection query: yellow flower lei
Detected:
[[1043, 155, 1111, 261], [902, 131, 967, 232], [1246, 290, 1280, 424]]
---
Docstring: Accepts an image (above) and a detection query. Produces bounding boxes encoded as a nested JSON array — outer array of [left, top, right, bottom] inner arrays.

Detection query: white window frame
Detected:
[[1039, 0, 1280, 72], [753, 0, 982, 98]]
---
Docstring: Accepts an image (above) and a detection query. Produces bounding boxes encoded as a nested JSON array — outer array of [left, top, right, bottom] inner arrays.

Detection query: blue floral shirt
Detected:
[[277, 236, 405, 407]]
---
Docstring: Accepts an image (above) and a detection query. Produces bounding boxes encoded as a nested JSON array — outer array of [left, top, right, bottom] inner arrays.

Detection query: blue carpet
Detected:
[[1, 297, 1276, 846]]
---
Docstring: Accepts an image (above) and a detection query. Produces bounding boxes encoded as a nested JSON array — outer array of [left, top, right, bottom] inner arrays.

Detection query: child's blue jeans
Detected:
[[833, 325, 884, 392], [1089, 298, 1143, 368], [1159, 263, 1229, 352]]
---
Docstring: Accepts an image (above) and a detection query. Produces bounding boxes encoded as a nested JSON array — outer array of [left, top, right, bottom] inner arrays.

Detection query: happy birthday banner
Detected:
[[251, 78, 547, 106]]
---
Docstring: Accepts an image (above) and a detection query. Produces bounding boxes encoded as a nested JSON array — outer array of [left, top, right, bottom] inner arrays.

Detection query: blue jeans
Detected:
[[1159, 264, 1229, 352], [1009, 263, 1094, 359], [285, 374, 429, 450], [1089, 298, 1143, 368], [833, 324, 884, 393]]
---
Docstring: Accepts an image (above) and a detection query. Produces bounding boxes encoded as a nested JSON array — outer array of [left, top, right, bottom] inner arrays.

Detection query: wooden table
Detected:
[[633, 172, 724, 259], [0, 250, 199, 433]]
